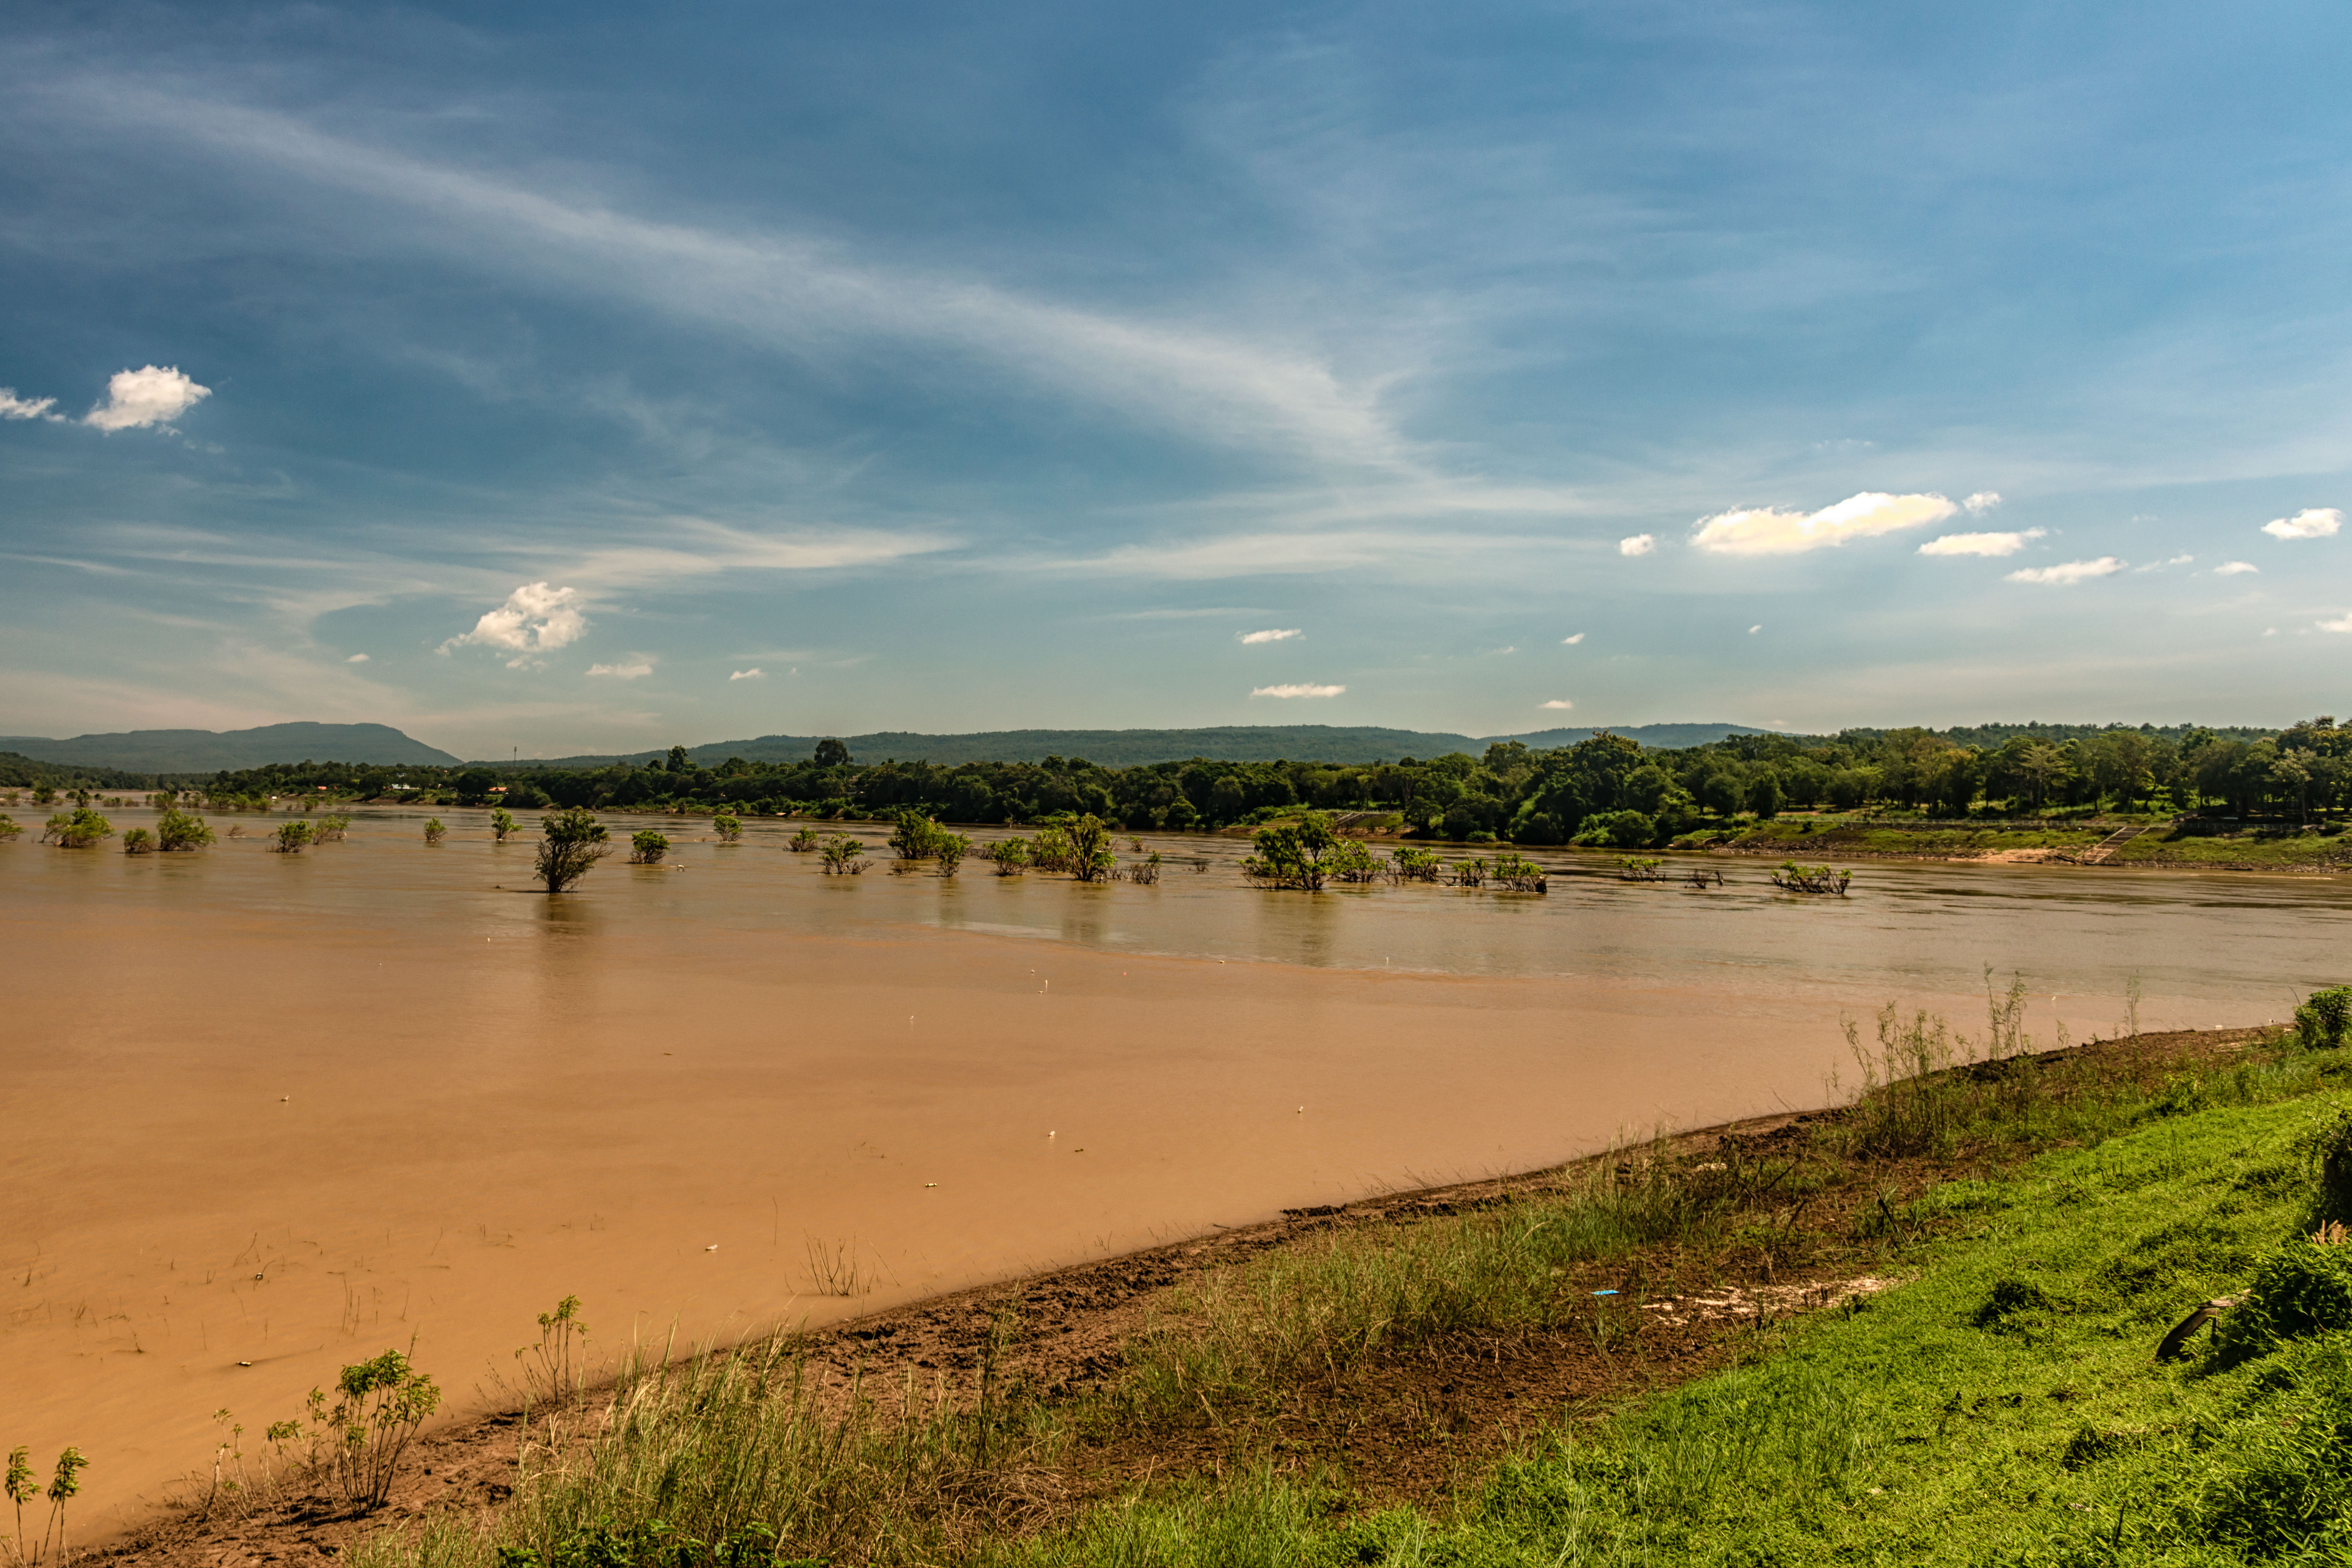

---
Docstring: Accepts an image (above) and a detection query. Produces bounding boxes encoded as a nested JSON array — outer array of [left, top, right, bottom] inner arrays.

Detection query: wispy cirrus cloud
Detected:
[[566, 519, 956, 589], [2214, 561, 2259, 576], [1237, 628, 1301, 644], [729, 667, 765, 680], [1691, 492, 1958, 555], [1540, 698, 1574, 709], [587, 658, 654, 679], [1251, 682, 1344, 698], [53, 84, 1414, 473], [2008, 557, 2124, 585], [1919, 528, 2045, 557]]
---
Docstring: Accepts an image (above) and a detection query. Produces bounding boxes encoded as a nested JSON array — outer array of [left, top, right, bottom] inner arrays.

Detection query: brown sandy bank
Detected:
[[86, 1024, 2273, 1568]]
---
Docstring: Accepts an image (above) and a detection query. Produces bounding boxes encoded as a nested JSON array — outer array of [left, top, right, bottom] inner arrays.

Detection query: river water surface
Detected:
[[1, 808, 2337, 1529]]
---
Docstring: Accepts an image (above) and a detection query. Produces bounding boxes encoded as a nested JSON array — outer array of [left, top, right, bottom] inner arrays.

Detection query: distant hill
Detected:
[[0, 722, 461, 772], [508, 723, 1771, 769]]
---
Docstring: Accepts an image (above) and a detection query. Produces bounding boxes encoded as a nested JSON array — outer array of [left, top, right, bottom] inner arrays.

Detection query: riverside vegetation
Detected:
[[93, 984, 2338, 1568], [130, 718, 2352, 857]]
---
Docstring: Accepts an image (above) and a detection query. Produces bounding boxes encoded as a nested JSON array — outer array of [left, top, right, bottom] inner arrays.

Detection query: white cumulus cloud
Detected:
[[85, 365, 211, 432], [0, 388, 59, 421], [345, 652, 369, 663], [2008, 557, 2124, 585], [2214, 561, 2259, 576], [440, 582, 590, 667], [1748, 625, 1763, 634], [1560, 632, 1585, 645], [1238, 628, 1303, 644], [1919, 528, 2047, 557], [2264, 508, 2342, 540], [1691, 492, 1958, 555], [1963, 492, 2002, 514], [1618, 534, 1656, 557], [729, 668, 765, 680], [1251, 683, 1345, 699], [587, 658, 654, 680], [1540, 698, 1575, 710]]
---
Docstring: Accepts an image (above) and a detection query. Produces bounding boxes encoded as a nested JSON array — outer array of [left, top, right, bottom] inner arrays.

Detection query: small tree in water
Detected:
[[935, 832, 970, 876], [712, 813, 743, 843], [490, 808, 517, 842], [157, 809, 215, 851], [40, 808, 112, 848], [1067, 814, 1116, 882], [122, 827, 156, 855], [423, 818, 447, 845], [1241, 813, 1341, 890], [536, 808, 610, 892], [273, 820, 315, 854], [629, 829, 669, 865]]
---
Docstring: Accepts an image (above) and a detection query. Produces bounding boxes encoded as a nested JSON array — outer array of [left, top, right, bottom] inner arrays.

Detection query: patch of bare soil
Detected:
[[93, 1027, 2273, 1567]]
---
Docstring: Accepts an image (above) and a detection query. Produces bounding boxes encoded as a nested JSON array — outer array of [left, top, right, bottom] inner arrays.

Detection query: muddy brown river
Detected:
[[0, 808, 2335, 1530]]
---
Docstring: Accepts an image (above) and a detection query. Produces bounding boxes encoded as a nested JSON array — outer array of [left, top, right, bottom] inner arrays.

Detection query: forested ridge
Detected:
[[169, 718, 2346, 846]]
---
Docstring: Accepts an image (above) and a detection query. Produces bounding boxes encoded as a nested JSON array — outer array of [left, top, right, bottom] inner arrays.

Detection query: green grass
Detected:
[[1710, 819, 2106, 857], [996, 1055, 2352, 1568], [2114, 825, 2352, 871], [349, 1024, 2352, 1568]]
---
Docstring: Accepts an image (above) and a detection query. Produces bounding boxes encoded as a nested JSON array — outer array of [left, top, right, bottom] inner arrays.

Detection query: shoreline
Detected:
[[87, 1023, 2273, 1566]]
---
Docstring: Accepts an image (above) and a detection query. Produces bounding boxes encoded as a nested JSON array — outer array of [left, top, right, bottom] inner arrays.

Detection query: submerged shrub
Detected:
[[0, 814, 20, 840], [1389, 846, 1441, 881], [41, 807, 112, 848], [1240, 814, 1340, 891], [122, 827, 155, 855], [423, 818, 447, 845], [787, 827, 820, 852], [273, 820, 315, 853], [2211, 1235, 2352, 1366], [629, 829, 669, 865], [712, 813, 742, 843], [536, 808, 610, 892], [491, 807, 518, 842], [156, 808, 215, 851]]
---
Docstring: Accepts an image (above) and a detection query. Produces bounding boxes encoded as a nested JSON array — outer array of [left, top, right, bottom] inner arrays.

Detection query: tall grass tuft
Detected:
[[352, 1337, 1062, 1568], [1125, 1158, 1761, 1414]]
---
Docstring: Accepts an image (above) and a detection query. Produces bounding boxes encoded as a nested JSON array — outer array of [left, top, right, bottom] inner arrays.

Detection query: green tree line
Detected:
[[164, 718, 2352, 843]]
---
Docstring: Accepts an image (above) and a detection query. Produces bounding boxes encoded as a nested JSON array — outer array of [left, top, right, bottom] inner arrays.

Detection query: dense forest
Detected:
[[161, 719, 2350, 847], [0, 749, 164, 791]]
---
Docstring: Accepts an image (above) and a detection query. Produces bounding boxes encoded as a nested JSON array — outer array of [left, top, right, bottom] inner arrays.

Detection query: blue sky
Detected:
[[2, 1, 2348, 758]]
